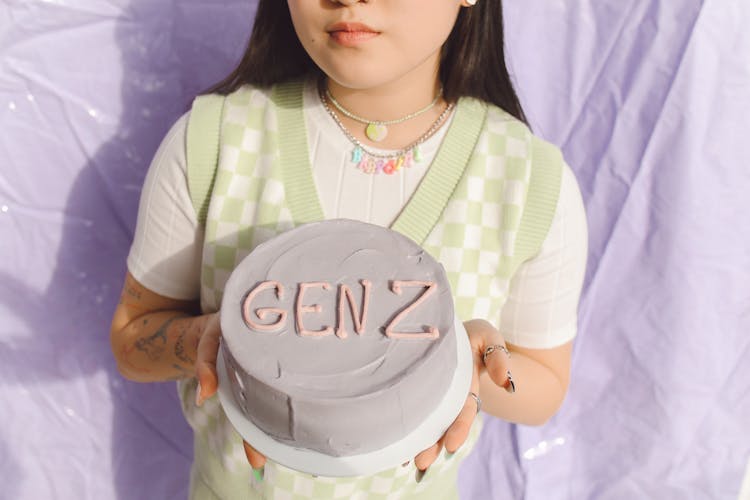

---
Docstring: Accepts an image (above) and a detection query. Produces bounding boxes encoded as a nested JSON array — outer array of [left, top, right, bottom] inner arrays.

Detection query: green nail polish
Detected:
[[253, 467, 264, 482], [445, 451, 455, 459], [416, 468, 426, 483]]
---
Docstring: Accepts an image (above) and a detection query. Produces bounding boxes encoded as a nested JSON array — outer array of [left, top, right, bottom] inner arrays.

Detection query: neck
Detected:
[[322, 55, 451, 150], [325, 56, 443, 122]]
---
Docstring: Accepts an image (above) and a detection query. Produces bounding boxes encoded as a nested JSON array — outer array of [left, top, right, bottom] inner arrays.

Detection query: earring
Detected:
[[465, 0, 477, 5]]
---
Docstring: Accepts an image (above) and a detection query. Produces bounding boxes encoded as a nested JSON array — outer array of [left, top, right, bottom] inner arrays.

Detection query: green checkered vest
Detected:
[[178, 80, 562, 499]]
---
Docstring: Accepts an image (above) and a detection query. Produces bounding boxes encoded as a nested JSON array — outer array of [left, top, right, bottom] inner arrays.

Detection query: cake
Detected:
[[219, 219, 459, 458]]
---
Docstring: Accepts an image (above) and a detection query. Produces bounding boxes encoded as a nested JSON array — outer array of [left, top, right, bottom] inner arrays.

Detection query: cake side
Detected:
[[222, 329, 456, 456], [220, 219, 458, 456]]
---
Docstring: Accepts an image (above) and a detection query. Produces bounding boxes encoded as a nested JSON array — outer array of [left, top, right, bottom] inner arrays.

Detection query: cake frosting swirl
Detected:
[[220, 219, 457, 457]]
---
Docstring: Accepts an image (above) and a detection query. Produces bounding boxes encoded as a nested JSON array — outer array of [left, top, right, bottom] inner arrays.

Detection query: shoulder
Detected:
[[194, 81, 307, 131], [556, 160, 588, 240], [478, 103, 565, 168], [151, 111, 189, 178], [187, 85, 277, 125], [211, 80, 308, 110], [140, 110, 192, 212], [523, 133, 587, 264], [480, 104, 583, 261], [222, 84, 275, 108]]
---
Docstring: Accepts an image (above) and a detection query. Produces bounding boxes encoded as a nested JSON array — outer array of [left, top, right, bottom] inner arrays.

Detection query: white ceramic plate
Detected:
[[216, 316, 473, 477]]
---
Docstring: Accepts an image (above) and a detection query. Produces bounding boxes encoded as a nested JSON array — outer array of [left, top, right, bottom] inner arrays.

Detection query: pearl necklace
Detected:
[[320, 88, 454, 175], [325, 87, 443, 143]]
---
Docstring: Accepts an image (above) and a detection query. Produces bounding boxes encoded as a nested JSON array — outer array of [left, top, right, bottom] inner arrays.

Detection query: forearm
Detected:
[[110, 272, 213, 383], [112, 310, 211, 382], [478, 346, 569, 426]]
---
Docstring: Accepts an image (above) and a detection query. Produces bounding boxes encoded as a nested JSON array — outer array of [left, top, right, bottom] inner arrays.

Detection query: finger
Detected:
[[443, 396, 479, 452], [243, 441, 267, 469], [414, 438, 443, 471], [464, 319, 497, 368], [482, 346, 514, 392], [468, 320, 514, 391], [483, 349, 511, 386], [196, 316, 221, 404], [444, 366, 480, 452]]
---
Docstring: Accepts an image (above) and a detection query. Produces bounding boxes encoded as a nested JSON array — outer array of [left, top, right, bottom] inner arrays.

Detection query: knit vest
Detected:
[[180, 80, 562, 499], [188, 80, 562, 319]]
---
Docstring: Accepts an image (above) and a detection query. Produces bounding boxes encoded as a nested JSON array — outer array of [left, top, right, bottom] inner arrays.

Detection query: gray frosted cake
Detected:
[[220, 219, 458, 457]]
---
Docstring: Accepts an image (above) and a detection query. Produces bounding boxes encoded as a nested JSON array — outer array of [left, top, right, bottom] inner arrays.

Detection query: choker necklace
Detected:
[[320, 88, 454, 175], [325, 87, 443, 143]]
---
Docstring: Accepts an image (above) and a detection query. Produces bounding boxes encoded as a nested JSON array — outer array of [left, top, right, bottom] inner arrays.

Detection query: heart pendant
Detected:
[[365, 123, 388, 142]]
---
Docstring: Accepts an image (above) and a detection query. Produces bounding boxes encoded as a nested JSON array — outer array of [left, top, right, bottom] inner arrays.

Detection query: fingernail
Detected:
[[252, 467, 264, 482], [195, 382, 203, 407], [416, 468, 426, 483], [504, 370, 516, 394], [445, 450, 455, 459]]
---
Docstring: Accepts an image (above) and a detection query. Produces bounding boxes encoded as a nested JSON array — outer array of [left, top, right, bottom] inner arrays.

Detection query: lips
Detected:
[[327, 22, 380, 46]]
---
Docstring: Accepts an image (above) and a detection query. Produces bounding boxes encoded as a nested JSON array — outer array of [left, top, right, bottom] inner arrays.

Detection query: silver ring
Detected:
[[483, 344, 510, 365], [503, 370, 516, 394], [468, 392, 482, 414]]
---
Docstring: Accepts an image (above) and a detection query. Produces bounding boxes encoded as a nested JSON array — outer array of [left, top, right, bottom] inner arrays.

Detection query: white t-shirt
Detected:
[[127, 86, 588, 348]]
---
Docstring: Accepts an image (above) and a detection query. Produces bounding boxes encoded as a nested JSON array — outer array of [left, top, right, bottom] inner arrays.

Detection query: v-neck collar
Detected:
[[272, 80, 487, 245]]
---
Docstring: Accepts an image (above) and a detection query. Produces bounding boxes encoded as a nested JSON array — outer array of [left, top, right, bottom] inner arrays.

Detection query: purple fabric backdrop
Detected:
[[1, 1, 748, 499]]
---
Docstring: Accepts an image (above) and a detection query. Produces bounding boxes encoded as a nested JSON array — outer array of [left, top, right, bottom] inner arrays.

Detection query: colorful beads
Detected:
[[353, 148, 420, 175], [357, 157, 377, 174], [413, 146, 423, 163], [349, 139, 429, 175], [383, 160, 395, 175], [352, 147, 363, 163]]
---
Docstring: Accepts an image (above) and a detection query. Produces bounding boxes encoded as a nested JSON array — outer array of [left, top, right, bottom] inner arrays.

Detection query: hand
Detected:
[[413, 319, 512, 472], [196, 317, 511, 473], [191, 312, 268, 469], [194, 312, 221, 406], [243, 441, 267, 470]]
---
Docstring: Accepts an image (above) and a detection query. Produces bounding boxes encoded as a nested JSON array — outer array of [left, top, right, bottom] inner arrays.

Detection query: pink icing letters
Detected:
[[242, 280, 287, 332], [244, 279, 439, 340], [384, 281, 439, 339], [335, 280, 372, 339], [296, 282, 335, 337]]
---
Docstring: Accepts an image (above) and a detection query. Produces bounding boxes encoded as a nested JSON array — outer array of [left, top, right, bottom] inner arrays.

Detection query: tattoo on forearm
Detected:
[[174, 326, 195, 366], [125, 286, 142, 300], [119, 282, 148, 310], [134, 317, 177, 361], [166, 364, 193, 380]]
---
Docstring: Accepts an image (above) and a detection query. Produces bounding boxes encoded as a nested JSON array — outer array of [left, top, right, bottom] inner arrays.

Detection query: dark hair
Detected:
[[206, 1, 529, 126]]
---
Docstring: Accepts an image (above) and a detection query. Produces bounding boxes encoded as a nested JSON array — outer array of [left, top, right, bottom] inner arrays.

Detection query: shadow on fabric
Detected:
[[0, 2, 256, 498]]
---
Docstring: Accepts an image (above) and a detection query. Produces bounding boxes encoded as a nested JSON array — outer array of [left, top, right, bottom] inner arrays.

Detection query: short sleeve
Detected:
[[499, 162, 588, 348], [126, 112, 204, 300]]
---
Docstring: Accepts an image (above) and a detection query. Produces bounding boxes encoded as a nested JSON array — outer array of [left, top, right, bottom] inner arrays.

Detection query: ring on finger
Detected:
[[468, 392, 482, 414], [483, 344, 510, 365], [503, 370, 516, 394]]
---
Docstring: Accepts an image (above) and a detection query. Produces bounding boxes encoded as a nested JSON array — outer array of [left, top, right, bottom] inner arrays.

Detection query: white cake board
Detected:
[[216, 316, 473, 477]]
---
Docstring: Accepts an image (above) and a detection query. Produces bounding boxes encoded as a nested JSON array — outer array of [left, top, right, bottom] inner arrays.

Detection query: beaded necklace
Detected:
[[325, 87, 443, 143], [319, 88, 454, 175]]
